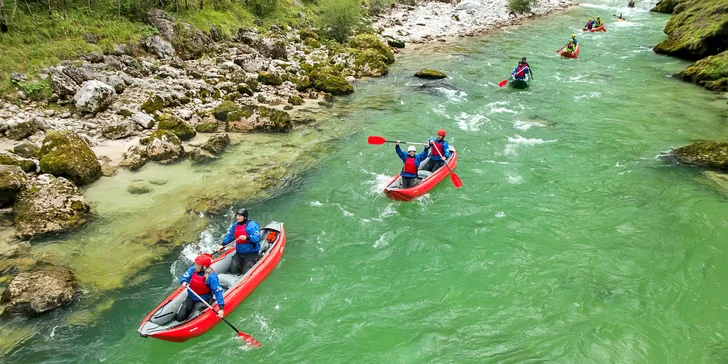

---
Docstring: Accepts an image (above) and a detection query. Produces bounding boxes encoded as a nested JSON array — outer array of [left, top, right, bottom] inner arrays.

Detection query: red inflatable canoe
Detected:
[[583, 25, 606, 32], [559, 44, 580, 59], [384, 147, 457, 201], [138, 222, 285, 342]]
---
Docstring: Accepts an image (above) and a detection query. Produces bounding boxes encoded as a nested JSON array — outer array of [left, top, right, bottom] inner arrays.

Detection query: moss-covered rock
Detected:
[[257, 72, 284, 86], [348, 34, 395, 64], [6, 120, 40, 141], [288, 95, 305, 105], [291, 75, 312, 92], [38, 131, 101, 186], [673, 141, 728, 170], [246, 78, 261, 92], [226, 105, 292, 133], [386, 37, 406, 49], [0, 152, 36, 173], [304, 37, 321, 49], [157, 114, 196, 141], [308, 68, 354, 96], [237, 83, 254, 96], [415, 68, 448, 79], [676, 50, 728, 91], [141, 94, 166, 114], [101, 121, 137, 140], [652, 0, 728, 60], [195, 116, 219, 133], [146, 130, 184, 163], [349, 48, 391, 77], [1, 267, 77, 316], [212, 101, 239, 122], [188, 148, 218, 164], [13, 174, 92, 238], [201, 133, 230, 155], [651, 0, 688, 13], [0, 165, 28, 207]]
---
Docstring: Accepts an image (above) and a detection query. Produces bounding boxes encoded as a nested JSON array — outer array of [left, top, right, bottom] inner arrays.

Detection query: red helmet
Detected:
[[194, 254, 212, 267], [437, 129, 446, 137]]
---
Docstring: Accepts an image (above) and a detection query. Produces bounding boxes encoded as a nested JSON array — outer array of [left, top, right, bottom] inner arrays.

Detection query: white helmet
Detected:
[[407, 145, 417, 152]]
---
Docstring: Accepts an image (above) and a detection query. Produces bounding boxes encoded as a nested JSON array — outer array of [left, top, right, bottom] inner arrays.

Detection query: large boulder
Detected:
[[652, 0, 728, 60], [258, 71, 283, 86], [212, 101, 240, 122], [157, 114, 196, 141], [143, 35, 175, 59], [188, 148, 217, 164], [173, 22, 212, 60], [348, 34, 395, 64], [233, 53, 270, 73], [101, 121, 137, 140], [38, 131, 102, 186], [195, 116, 219, 133], [311, 73, 354, 95], [119, 145, 148, 171], [1, 268, 77, 316], [652, 0, 689, 13], [237, 27, 261, 48], [49, 67, 78, 97], [146, 8, 176, 41], [12, 141, 40, 158], [415, 68, 448, 79], [673, 141, 728, 170], [201, 133, 230, 155], [0, 165, 28, 207], [13, 174, 92, 238], [146, 130, 184, 163], [73, 80, 116, 114], [676, 50, 728, 91], [0, 152, 36, 173], [260, 37, 288, 60], [6, 119, 40, 141], [227, 105, 292, 133]]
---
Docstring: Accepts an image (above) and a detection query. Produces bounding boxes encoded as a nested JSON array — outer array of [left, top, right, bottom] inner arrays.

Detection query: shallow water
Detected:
[[5, 0, 728, 362]]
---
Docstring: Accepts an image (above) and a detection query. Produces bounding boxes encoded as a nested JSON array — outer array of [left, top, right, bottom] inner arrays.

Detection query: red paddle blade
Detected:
[[498, 79, 508, 88], [367, 136, 386, 145], [239, 332, 263, 348], [450, 173, 463, 188]]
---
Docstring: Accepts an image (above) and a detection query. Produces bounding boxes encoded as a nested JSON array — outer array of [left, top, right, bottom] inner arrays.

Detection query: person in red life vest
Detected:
[[218, 208, 262, 275], [395, 142, 430, 188], [176, 254, 225, 322], [521, 57, 533, 78], [511, 61, 530, 81], [421, 129, 451, 172]]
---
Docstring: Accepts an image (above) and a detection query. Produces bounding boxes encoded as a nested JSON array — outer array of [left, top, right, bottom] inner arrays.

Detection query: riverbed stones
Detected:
[[201, 133, 230, 155], [101, 121, 137, 140], [127, 182, 153, 194], [156, 114, 196, 141], [1, 268, 77, 316], [673, 141, 728, 170], [119, 145, 148, 171], [13, 174, 91, 238], [73, 80, 116, 114], [415, 68, 448, 79], [143, 35, 176, 59], [132, 112, 156, 129], [258, 72, 284, 86], [226, 105, 292, 132], [188, 148, 217, 164], [38, 131, 101, 186], [195, 116, 219, 133], [11, 142, 40, 159], [212, 101, 239, 121], [0, 152, 36, 173], [0, 165, 28, 207], [146, 130, 184, 163], [141, 94, 166, 114], [6, 119, 40, 141]]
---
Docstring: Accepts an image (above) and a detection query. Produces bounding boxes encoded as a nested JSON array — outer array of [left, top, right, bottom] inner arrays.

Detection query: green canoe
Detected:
[[509, 76, 531, 89]]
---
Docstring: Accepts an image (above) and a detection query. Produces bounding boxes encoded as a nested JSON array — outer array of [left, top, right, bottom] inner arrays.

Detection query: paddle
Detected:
[[498, 77, 511, 88], [185, 287, 262, 348], [429, 141, 463, 188]]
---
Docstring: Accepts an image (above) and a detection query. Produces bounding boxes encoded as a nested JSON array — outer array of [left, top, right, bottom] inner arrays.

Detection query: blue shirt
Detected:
[[222, 220, 262, 254], [179, 267, 225, 309], [395, 145, 429, 178], [427, 138, 451, 160]]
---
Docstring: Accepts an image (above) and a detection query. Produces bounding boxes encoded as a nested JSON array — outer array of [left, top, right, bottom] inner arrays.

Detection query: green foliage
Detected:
[[508, 0, 537, 13], [248, 0, 280, 17], [16, 78, 52, 101], [368, 0, 394, 15], [317, 0, 361, 43]]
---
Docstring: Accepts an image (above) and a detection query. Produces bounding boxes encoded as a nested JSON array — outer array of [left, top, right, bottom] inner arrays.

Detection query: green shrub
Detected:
[[508, 0, 537, 13], [368, 0, 394, 15], [248, 0, 280, 17], [317, 0, 361, 43], [17, 78, 52, 101]]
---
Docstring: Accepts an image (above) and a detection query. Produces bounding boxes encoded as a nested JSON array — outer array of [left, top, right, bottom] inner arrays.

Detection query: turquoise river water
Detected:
[[4, 0, 728, 362]]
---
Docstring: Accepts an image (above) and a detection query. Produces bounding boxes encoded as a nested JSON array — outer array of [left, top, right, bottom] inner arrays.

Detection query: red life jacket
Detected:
[[402, 156, 418, 175], [516, 66, 527, 77], [189, 271, 210, 295], [431, 140, 445, 158], [234, 222, 248, 245]]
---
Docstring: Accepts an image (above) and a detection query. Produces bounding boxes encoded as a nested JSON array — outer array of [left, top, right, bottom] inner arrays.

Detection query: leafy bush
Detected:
[[17, 78, 52, 101], [368, 0, 394, 15], [248, 0, 280, 17], [317, 0, 361, 43], [508, 0, 537, 13]]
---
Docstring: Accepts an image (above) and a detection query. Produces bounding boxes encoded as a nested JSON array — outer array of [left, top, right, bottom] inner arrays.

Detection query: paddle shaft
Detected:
[[186, 287, 243, 334], [430, 142, 455, 175]]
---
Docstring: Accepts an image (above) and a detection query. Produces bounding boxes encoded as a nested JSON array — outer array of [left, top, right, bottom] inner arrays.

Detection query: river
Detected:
[[4, 0, 728, 362]]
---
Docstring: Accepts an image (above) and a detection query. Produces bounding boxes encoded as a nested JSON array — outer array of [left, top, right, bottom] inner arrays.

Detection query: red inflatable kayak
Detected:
[[583, 25, 606, 32], [138, 222, 285, 342], [384, 147, 457, 201], [559, 44, 580, 59]]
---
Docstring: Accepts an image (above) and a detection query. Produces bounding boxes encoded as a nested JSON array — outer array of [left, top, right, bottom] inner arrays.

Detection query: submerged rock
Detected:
[[226, 105, 292, 132], [0, 165, 28, 207], [673, 141, 728, 170], [415, 68, 448, 79], [201, 133, 230, 155], [127, 182, 153, 195], [38, 131, 101, 186], [188, 148, 218, 164], [13, 174, 91, 238], [1, 268, 77, 316]]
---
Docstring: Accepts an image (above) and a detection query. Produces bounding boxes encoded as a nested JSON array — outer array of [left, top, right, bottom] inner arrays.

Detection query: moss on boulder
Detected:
[[38, 131, 101, 186], [201, 133, 230, 155], [348, 34, 395, 64], [141, 94, 166, 114], [288, 95, 305, 105], [292, 75, 312, 92], [12, 142, 40, 159], [309, 67, 354, 95], [415, 68, 448, 79], [0, 165, 28, 208], [212, 101, 239, 122], [0, 152, 36, 173], [226, 105, 292, 133], [304, 37, 321, 49], [195, 116, 219, 133], [257, 72, 284, 86], [676, 50, 728, 91], [157, 114, 196, 141], [673, 141, 728, 170], [651, 0, 688, 13], [652, 0, 728, 60]]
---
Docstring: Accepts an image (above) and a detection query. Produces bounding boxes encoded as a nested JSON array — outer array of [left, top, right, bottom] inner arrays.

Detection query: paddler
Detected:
[[422, 129, 451, 172], [617, 13, 625, 20], [521, 57, 533, 78], [511, 61, 530, 81], [584, 18, 594, 30], [395, 142, 430, 188], [628, 0, 635, 7], [177, 254, 225, 321], [218, 208, 262, 275], [594, 16, 603, 28], [564, 40, 576, 53]]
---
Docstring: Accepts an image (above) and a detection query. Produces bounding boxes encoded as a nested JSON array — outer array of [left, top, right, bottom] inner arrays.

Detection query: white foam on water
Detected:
[[432, 104, 453, 120], [574, 92, 602, 101], [179, 228, 219, 267], [513, 119, 544, 131], [310, 201, 323, 206], [380, 204, 398, 219], [367, 173, 395, 196], [440, 88, 468, 102], [335, 204, 355, 218], [484, 160, 510, 165], [507, 174, 523, 184], [373, 231, 394, 248], [505, 135, 556, 155], [495, 212, 505, 218], [456, 111, 488, 132]]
